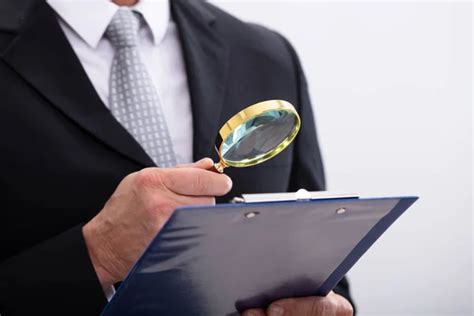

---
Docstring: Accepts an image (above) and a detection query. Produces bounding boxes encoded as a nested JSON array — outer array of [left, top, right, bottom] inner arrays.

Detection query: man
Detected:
[[0, 0, 354, 315]]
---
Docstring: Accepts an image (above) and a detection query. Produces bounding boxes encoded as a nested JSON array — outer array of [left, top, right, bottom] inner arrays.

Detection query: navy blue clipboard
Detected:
[[102, 196, 418, 316]]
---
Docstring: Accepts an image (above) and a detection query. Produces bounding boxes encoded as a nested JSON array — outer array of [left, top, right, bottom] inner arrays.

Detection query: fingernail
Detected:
[[225, 176, 233, 189], [268, 304, 285, 316]]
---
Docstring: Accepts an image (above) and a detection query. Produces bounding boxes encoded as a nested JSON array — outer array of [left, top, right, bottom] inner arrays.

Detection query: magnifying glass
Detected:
[[213, 100, 301, 173]]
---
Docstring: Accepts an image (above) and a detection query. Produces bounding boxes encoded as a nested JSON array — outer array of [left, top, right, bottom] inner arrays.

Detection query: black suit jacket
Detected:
[[0, 0, 353, 314]]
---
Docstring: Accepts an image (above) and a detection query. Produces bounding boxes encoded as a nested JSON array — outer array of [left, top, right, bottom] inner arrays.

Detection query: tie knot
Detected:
[[106, 9, 140, 48]]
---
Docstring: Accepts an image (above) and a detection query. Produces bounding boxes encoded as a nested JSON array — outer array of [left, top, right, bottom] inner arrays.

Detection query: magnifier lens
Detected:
[[221, 109, 297, 165]]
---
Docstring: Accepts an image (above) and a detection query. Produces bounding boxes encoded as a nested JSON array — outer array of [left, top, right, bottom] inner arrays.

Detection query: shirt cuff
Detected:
[[104, 285, 116, 302]]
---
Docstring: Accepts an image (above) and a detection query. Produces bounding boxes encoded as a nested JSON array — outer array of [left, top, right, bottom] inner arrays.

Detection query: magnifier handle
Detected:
[[210, 162, 226, 173]]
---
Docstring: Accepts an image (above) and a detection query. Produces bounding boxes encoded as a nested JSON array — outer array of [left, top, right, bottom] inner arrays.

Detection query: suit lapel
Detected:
[[172, 0, 230, 161], [0, 2, 155, 167], [0, 0, 229, 166]]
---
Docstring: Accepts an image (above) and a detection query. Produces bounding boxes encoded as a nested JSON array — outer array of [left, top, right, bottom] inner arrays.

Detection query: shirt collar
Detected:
[[47, 0, 170, 49]]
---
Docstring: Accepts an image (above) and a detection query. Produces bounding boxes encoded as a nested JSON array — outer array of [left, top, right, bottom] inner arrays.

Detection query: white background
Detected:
[[210, 1, 473, 315]]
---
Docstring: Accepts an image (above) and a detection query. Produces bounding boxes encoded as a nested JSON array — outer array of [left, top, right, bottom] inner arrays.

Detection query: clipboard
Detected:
[[101, 192, 418, 316]]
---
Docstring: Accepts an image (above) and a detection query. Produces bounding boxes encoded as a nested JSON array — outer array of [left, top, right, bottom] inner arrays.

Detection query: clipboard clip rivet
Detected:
[[245, 211, 259, 219], [336, 208, 347, 215]]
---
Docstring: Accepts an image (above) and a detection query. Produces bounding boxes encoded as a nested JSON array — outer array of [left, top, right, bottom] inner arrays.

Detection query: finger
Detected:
[[146, 195, 216, 229], [241, 309, 266, 316], [162, 168, 232, 196], [330, 293, 354, 316], [175, 158, 215, 169], [267, 296, 338, 316], [172, 195, 216, 208]]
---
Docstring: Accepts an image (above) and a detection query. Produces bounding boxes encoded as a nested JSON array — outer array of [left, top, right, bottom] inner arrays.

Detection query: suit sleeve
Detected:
[[275, 32, 357, 313], [0, 224, 108, 315]]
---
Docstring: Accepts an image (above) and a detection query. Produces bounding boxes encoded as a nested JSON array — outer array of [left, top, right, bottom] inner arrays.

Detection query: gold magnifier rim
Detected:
[[215, 100, 301, 169]]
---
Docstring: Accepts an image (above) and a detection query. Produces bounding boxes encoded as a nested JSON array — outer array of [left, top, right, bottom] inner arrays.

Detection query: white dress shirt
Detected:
[[47, 0, 194, 165]]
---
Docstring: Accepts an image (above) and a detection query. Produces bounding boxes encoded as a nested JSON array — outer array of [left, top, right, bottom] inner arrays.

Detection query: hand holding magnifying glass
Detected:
[[211, 100, 301, 173]]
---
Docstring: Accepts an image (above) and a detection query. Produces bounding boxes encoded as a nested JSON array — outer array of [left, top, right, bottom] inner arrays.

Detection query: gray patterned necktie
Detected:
[[106, 8, 177, 167]]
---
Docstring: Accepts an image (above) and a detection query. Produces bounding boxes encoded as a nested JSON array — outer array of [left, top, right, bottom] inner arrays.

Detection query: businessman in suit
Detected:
[[0, 0, 354, 315]]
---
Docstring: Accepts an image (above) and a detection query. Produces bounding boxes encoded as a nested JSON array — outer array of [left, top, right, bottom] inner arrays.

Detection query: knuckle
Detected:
[[149, 195, 170, 211], [144, 195, 176, 220], [135, 168, 155, 187], [135, 168, 162, 188]]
